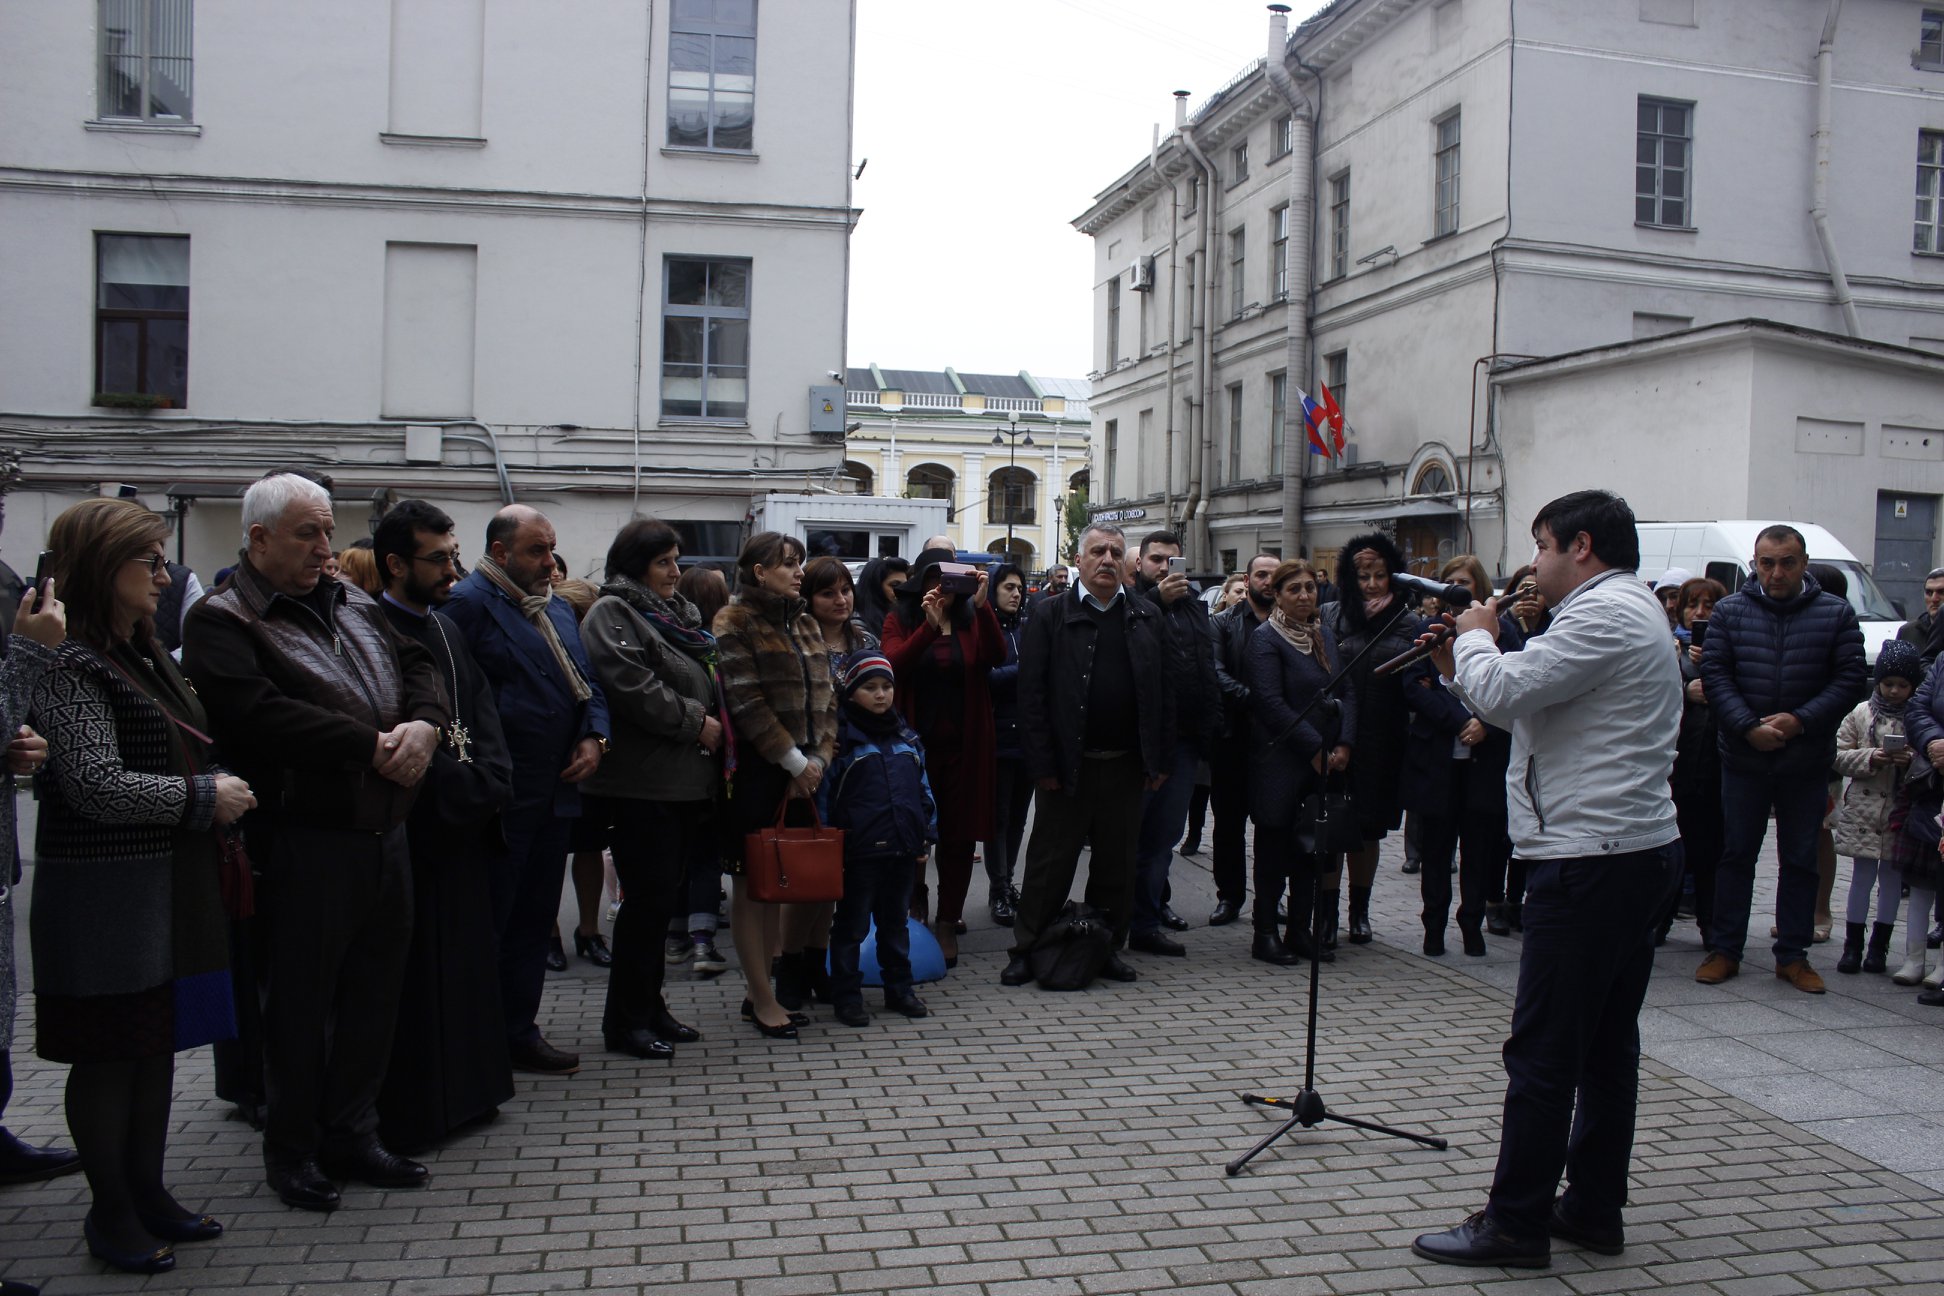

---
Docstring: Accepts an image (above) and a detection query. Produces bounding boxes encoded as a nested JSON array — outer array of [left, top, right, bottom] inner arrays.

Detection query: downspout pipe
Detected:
[[1151, 122, 1176, 532], [1812, 0, 1860, 337], [1264, 4, 1315, 560], [1179, 112, 1218, 562]]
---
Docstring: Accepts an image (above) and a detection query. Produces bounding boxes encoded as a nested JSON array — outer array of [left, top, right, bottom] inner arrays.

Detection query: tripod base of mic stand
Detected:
[[1224, 1090, 1448, 1176]]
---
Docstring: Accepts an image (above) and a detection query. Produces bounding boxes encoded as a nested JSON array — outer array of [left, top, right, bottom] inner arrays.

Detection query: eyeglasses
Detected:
[[126, 553, 167, 576], [410, 551, 460, 571]]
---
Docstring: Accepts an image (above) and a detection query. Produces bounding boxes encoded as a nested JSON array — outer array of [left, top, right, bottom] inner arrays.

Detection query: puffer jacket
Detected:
[[1831, 698, 1909, 858], [1210, 601, 1270, 744], [817, 712, 937, 861], [1701, 574, 1867, 778]]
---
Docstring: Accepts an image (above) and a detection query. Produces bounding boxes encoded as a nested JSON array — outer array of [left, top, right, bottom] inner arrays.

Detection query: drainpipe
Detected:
[[1264, 4, 1315, 558], [1179, 105, 1218, 562], [1812, 0, 1860, 337], [1151, 122, 1177, 532]]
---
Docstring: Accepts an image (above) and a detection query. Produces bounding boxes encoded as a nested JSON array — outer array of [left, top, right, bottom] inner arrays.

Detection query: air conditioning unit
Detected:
[[1130, 256, 1157, 291]]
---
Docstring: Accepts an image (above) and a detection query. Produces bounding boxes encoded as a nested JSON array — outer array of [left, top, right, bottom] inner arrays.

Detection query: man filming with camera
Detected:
[[1409, 490, 1682, 1270]]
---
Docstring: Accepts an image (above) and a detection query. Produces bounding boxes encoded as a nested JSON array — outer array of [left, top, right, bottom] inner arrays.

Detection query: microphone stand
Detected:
[[1224, 597, 1451, 1176]]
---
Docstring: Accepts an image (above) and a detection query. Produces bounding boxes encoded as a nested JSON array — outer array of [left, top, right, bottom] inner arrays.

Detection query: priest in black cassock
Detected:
[[372, 499, 515, 1152]]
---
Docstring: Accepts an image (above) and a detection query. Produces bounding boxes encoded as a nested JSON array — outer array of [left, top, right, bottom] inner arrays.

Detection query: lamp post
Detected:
[[990, 414, 1035, 558]]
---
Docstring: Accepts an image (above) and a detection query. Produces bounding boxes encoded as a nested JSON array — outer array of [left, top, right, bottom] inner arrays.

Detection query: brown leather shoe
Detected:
[[1775, 959, 1826, 994], [1695, 952, 1739, 984]]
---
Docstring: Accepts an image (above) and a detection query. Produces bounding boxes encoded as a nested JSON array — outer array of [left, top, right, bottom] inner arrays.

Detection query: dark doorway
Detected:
[[1874, 491, 1938, 620]]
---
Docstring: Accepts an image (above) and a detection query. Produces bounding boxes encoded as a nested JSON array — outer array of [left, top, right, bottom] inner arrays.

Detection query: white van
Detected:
[[1634, 520, 1903, 663]]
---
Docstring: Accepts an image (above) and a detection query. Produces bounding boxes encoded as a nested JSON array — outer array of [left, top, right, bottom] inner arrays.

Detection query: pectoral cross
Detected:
[[447, 719, 473, 764]]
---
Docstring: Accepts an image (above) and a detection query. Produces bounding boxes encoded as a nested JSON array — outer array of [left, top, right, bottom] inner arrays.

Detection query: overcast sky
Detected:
[[845, 0, 1330, 384]]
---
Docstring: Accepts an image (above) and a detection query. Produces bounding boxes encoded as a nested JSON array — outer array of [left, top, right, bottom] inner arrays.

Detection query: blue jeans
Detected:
[[1131, 740, 1199, 936], [1711, 766, 1826, 966], [829, 853, 916, 1005], [1486, 847, 1680, 1238]]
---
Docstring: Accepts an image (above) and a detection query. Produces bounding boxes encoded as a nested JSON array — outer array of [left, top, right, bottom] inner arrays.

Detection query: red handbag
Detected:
[[742, 796, 845, 903]]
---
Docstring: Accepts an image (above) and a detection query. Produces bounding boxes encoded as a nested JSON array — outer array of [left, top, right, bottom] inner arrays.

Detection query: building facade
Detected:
[[0, 0, 857, 577], [1076, 0, 1944, 581], [841, 365, 1090, 568]]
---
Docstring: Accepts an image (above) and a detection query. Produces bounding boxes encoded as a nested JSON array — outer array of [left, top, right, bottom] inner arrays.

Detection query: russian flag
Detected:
[[1296, 387, 1330, 456]]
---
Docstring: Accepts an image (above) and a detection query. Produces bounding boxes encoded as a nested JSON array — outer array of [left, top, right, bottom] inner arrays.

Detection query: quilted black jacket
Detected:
[[1700, 574, 1866, 778]]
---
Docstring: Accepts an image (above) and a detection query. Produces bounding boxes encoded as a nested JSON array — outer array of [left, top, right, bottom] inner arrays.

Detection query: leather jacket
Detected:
[[1017, 588, 1173, 792]]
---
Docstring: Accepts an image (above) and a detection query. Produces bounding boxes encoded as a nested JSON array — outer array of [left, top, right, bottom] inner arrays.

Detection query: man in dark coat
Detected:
[[1000, 523, 1174, 987], [1207, 553, 1279, 924], [1126, 530, 1221, 957], [1698, 524, 1866, 994], [1903, 565, 1944, 660], [371, 500, 515, 1151], [184, 472, 449, 1211], [443, 505, 609, 1076]]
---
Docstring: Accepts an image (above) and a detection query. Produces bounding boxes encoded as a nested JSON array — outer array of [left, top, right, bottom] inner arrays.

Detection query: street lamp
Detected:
[[990, 415, 1035, 557]]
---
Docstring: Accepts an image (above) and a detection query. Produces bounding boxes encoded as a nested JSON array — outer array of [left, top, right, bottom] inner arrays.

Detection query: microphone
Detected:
[[1391, 571, 1479, 608]]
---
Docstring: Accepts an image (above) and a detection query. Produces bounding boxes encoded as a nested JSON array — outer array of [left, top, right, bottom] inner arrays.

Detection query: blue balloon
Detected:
[[853, 915, 948, 986]]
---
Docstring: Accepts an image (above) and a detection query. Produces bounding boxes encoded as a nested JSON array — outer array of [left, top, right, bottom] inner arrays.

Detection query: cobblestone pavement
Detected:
[[4, 814, 1940, 1294]]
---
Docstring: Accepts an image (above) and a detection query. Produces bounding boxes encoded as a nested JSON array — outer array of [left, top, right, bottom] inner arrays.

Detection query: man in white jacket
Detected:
[[1411, 489, 1682, 1270]]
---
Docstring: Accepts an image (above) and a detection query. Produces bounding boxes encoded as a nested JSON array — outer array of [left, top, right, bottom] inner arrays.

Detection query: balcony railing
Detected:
[[987, 503, 1037, 526]]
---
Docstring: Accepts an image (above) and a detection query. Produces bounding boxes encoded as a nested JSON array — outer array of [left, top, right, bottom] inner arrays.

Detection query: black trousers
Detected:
[[1251, 824, 1317, 936], [1418, 759, 1508, 934], [1671, 789, 1723, 946], [1486, 847, 1680, 1237], [986, 756, 1034, 901], [1009, 753, 1144, 955], [599, 797, 707, 1034], [496, 800, 571, 1047], [1208, 747, 1251, 905], [262, 825, 413, 1158]]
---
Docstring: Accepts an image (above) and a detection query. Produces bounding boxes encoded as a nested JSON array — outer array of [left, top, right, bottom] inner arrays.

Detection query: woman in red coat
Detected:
[[881, 549, 1004, 965]]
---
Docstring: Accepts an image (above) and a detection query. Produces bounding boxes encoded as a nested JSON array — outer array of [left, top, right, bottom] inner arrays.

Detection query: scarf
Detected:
[[845, 698, 907, 740], [602, 574, 737, 788], [475, 554, 592, 703], [1869, 689, 1909, 729], [1269, 606, 1331, 672], [1363, 592, 1395, 620]]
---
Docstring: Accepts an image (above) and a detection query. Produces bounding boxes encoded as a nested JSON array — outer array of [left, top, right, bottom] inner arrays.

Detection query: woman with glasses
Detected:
[[30, 500, 256, 1273]]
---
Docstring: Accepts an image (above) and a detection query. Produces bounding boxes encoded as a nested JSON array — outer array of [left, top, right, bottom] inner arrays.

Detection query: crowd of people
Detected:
[[1, 472, 1940, 1289]]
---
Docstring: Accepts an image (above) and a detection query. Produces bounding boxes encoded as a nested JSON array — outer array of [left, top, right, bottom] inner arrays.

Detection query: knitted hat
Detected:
[[1875, 639, 1923, 687], [1653, 567, 1694, 592], [842, 654, 895, 696]]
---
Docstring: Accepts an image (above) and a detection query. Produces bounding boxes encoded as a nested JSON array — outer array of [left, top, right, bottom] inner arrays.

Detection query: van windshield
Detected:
[[1824, 560, 1900, 621]]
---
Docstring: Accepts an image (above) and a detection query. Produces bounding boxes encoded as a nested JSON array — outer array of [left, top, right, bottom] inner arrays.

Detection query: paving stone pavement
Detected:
[[3, 806, 1940, 1294]]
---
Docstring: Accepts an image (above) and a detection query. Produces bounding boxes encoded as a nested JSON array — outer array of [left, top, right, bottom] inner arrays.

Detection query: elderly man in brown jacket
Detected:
[[183, 472, 448, 1213]]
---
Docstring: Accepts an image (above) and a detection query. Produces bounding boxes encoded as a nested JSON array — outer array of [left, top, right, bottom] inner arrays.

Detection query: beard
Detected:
[[1248, 587, 1274, 611], [403, 570, 452, 607]]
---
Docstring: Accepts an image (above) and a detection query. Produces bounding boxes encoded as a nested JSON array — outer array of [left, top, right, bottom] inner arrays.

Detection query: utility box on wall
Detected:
[[808, 385, 845, 438]]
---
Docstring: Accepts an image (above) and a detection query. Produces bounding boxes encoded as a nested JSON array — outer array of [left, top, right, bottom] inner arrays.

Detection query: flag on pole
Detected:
[[1296, 387, 1330, 456], [1318, 382, 1347, 456]]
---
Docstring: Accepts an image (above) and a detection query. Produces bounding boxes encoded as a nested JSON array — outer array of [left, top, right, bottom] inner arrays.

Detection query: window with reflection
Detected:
[[98, 0, 193, 122], [668, 0, 756, 150], [661, 256, 750, 419], [95, 233, 189, 406]]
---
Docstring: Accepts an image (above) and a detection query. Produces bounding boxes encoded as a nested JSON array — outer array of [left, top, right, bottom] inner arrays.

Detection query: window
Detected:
[[1140, 203, 1156, 238], [1434, 111, 1461, 237], [661, 256, 750, 419], [382, 242, 477, 418], [1227, 383, 1244, 482], [1185, 174, 1199, 216], [1270, 205, 1290, 301], [1636, 97, 1693, 227], [95, 233, 188, 406], [1220, 548, 1238, 574], [1229, 227, 1246, 318], [1325, 350, 1348, 426], [1920, 9, 1944, 69], [987, 467, 1037, 526], [1104, 419, 1119, 500], [1414, 461, 1454, 494], [1230, 142, 1249, 186], [1106, 276, 1121, 366], [1330, 171, 1351, 280], [1268, 373, 1287, 477], [1182, 254, 1196, 342], [1919, 132, 1944, 253], [906, 464, 956, 519], [97, 0, 193, 122], [839, 461, 873, 495], [668, 0, 756, 151], [1272, 114, 1293, 160]]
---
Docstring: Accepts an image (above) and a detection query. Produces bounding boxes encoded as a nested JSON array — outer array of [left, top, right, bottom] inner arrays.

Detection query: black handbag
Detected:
[[1297, 787, 1360, 856]]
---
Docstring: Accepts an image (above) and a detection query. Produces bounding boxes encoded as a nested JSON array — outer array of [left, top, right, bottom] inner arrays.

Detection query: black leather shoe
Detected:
[[1, 1279, 43, 1295], [1251, 933, 1300, 966], [1128, 930, 1186, 957], [1401, 859, 1422, 875], [265, 1155, 340, 1212], [83, 1212, 174, 1274], [835, 1001, 871, 1027], [884, 990, 930, 1018], [1318, 911, 1340, 951], [1461, 926, 1487, 957], [1160, 905, 1190, 932], [509, 1037, 580, 1075], [136, 1211, 223, 1243], [1548, 1198, 1624, 1256], [1178, 834, 1201, 856], [574, 931, 613, 967], [604, 1029, 675, 1060], [1001, 954, 1033, 986], [1098, 955, 1139, 983], [648, 1010, 701, 1044], [1411, 1211, 1549, 1269], [321, 1135, 430, 1188], [544, 935, 568, 972], [1209, 900, 1240, 926], [1486, 902, 1512, 936], [0, 1128, 83, 1184], [1919, 987, 1944, 1006], [740, 999, 809, 1026], [990, 892, 1016, 927], [1424, 931, 1447, 956]]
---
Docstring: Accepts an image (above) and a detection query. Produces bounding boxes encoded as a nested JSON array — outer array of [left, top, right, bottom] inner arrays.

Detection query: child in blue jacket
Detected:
[[819, 655, 937, 1026]]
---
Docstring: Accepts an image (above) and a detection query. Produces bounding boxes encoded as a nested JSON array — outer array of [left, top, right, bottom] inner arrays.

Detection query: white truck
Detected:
[[1634, 520, 1904, 663], [751, 492, 951, 570]]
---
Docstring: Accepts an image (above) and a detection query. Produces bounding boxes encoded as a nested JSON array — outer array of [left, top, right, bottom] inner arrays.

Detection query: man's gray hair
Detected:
[[1079, 522, 1126, 547], [241, 473, 332, 542]]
